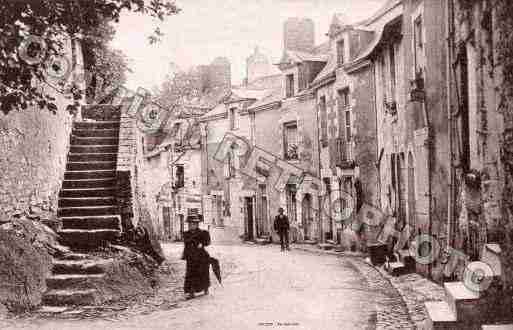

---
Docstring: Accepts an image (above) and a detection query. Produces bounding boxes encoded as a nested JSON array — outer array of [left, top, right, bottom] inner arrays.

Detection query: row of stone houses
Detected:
[[145, 0, 513, 288]]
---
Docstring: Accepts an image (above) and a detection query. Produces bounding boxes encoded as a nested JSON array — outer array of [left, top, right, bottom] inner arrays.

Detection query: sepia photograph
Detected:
[[1, 0, 513, 329]]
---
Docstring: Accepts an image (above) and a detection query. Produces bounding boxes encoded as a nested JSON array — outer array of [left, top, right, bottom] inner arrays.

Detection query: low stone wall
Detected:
[[0, 102, 74, 218], [0, 218, 57, 312]]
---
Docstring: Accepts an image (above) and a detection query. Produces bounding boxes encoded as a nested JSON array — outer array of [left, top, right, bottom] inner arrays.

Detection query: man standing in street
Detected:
[[274, 207, 290, 251]]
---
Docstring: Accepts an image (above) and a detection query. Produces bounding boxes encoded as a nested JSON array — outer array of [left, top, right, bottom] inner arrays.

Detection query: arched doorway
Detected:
[[302, 194, 312, 240]]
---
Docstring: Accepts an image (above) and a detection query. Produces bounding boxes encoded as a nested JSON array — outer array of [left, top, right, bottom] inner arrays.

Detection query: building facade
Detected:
[[310, 13, 380, 250]]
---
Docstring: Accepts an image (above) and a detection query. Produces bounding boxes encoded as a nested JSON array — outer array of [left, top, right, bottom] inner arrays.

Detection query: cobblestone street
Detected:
[[0, 242, 416, 330]]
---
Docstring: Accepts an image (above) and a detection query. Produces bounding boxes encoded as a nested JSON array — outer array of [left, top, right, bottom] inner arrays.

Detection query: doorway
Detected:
[[179, 214, 184, 241], [245, 197, 254, 241], [302, 194, 312, 240], [162, 206, 171, 240]]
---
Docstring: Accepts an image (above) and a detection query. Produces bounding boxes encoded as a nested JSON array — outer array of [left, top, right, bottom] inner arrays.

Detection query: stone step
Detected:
[[72, 129, 119, 138], [58, 229, 120, 247], [444, 281, 481, 322], [52, 258, 112, 275], [66, 161, 117, 171], [424, 301, 459, 330], [62, 178, 117, 189], [82, 105, 122, 121], [64, 170, 116, 180], [318, 243, 336, 250], [60, 215, 121, 230], [68, 153, 117, 162], [385, 261, 406, 277], [398, 248, 416, 268], [70, 136, 119, 146], [37, 306, 69, 314], [46, 274, 106, 290], [59, 187, 116, 198], [59, 197, 117, 208], [57, 205, 118, 217], [69, 145, 118, 154], [73, 121, 120, 130], [59, 253, 90, 260], [255, 237, 270, 245], [482, 325, 513, 330], [42, 289, 98, 306]]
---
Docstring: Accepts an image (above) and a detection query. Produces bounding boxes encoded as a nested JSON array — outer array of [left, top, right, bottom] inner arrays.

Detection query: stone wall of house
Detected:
[[141, 151, 171, 237], [0, 87, 75, 219], [350, 67, 380, 243]]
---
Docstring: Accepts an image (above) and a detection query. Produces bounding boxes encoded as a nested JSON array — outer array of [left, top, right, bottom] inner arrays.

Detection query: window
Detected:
[[337, 38, 345, 66], [286, 184, 297, 223], [345, 110, 351, 141], [286, 74, 294, 98], [414, 15, 423, 73], [215, 195, 224, 227], [338, 88, 351, 141], [229, 107, 237, 130], [298, 64, 308, 91], [225, 150, 235, 178], [319, 96, 328, 147], [338, 88, 350, 108], [389, 44, 396, 101], [284, 121, 298, 160], [175, 165, 184, 188]]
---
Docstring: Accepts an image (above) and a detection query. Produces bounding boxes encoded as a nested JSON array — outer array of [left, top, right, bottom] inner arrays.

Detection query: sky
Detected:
[[110, 0, 385, 90]]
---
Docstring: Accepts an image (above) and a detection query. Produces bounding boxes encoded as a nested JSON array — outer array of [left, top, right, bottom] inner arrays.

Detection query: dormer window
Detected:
[[413, 15, 424, 74], [337, 38, 345, 66], [175, 165, 185, 188], [286, 74, 295, 98]]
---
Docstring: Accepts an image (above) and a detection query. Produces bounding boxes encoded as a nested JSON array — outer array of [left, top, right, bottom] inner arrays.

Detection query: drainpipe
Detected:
[[446, 0, 456, 248], [314, 90, 324, 244], [372, 61, 382, 209]]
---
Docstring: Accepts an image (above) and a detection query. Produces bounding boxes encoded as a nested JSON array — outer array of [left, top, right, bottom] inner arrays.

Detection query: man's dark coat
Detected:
[[182, 229, 211, 294], [274, 214, 290, 233]]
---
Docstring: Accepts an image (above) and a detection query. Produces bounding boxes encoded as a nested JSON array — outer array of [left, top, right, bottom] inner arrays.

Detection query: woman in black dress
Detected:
[[182, 214, 211, 299]]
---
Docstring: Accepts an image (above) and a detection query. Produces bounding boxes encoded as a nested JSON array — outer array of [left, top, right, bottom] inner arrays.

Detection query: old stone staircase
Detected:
[[41, 105, 124, 310], [423, 244, 513, 329]]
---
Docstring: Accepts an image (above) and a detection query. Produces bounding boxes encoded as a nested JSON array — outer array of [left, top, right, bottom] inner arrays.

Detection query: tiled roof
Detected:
[[358, 0, 402, 27], [247, 86, 284, 110], [312, 41, 330, 55], [200, 103, 226, 119], [200, 85, 276, 119], [230, 88, 275, 101], [312, 0, 402, 85], [279, 50, 329, 65], [311, 54, 337, 86], [245, 74, 283, 90]]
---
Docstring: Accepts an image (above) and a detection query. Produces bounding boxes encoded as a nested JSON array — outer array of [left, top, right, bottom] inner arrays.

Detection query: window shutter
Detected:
[[329, 138, 339, 168]]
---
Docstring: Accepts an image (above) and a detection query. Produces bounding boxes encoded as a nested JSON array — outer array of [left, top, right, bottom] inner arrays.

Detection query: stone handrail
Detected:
[[115, 96, 141, 232]]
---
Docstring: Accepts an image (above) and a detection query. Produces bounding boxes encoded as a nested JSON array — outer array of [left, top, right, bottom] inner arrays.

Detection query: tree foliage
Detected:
[[81, 20, 131, 102], [152, 66, 205, 112], [0, 0, 180, 115]]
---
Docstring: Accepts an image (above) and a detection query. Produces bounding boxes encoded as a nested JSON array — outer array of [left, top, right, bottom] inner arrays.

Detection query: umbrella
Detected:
[[210, 257, 222, 285]]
